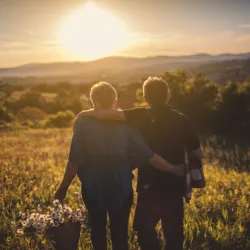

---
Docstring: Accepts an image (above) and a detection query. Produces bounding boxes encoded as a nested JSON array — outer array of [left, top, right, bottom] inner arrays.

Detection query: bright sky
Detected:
[[1, 0, 250, 67]]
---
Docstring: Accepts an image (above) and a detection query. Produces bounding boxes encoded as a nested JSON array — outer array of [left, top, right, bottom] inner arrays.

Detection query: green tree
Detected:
[[0, 106, 14, 122], [42, 110, 75, 128], [18, 91, 45, 110]]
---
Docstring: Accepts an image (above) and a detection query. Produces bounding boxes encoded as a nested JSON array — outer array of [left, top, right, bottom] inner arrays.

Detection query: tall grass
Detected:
[[0, 129, 249, 249]]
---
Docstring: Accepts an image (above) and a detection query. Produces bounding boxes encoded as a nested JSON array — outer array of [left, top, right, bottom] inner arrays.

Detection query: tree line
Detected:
[[0, 69, 250, 141]]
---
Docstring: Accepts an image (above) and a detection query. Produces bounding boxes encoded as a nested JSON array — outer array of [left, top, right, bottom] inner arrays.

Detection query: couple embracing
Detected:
[[55, 77, 202, 250]]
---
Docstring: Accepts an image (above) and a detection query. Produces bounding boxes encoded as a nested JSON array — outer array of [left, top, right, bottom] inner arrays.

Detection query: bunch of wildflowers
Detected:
[[16, 200, 86, 235]]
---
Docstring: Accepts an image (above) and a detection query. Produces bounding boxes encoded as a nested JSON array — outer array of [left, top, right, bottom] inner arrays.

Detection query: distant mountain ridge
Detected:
[[1, 52, 250, 83]]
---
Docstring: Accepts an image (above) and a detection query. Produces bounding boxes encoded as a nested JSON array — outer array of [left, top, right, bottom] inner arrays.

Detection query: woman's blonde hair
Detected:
[[90, 82, 117, 108]]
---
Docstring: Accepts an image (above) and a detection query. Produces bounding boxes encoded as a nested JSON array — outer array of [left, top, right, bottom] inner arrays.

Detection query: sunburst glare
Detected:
[[59, 2, 128, 60]]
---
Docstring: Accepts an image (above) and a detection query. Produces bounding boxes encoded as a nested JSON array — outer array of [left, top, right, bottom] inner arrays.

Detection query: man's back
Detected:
[[124, 104, 200, 193]]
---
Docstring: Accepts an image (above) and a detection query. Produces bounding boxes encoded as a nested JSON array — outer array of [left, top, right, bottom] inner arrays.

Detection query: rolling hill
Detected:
[[0, 52, 250, 84]]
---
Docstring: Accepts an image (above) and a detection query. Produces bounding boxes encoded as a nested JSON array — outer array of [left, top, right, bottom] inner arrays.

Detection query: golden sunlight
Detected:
[[59, 2, 128, 60]]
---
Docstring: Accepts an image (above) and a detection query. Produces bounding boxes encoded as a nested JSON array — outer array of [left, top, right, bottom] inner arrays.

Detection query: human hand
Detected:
[[54, 187, 67, 202], [170, 164, 185, 177]]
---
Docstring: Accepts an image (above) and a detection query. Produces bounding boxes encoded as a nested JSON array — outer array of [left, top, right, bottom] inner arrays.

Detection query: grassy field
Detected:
[[0, 129, 250, 250]]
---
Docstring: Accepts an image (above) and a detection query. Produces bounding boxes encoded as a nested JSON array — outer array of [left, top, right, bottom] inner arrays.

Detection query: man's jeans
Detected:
[[82, 192, 133, 250], [134, 190, 184, 250]]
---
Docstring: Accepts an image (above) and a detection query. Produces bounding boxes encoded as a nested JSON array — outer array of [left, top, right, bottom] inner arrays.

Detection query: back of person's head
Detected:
[[90, 82, 117, 108], [143, 76, 170, 105]]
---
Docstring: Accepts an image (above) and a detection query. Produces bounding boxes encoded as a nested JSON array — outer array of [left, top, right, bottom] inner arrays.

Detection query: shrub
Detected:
[[16, 107, 47, 123], [42, 110, 75, 128], [0, 106, 14, 122], [18, 91, 45, 109]]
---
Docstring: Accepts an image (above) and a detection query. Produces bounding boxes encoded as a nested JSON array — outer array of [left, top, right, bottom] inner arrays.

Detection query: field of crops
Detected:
[[1, 129, 250, 250]]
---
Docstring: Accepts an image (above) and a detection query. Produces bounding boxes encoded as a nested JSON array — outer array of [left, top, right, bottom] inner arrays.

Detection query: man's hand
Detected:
[[54, 187, 67, 202], [169, 164, 185, 177], [149, 154, 185, 176]]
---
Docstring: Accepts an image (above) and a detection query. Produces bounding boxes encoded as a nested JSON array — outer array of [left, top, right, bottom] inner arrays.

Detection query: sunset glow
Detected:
[[1, 0, 250, 67], [59, 2, 128, 60]]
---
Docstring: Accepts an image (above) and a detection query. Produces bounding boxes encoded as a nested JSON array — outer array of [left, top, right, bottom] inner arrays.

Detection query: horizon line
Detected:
[[1, 51, 250, 69]]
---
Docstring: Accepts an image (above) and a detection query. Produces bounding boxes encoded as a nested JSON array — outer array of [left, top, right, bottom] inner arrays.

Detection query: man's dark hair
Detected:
[[143, 77, 170, 105]]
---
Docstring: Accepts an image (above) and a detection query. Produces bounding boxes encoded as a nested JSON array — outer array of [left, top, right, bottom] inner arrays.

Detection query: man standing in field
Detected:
[[55, 82, 184, 250], [77, 77, 202, 250]]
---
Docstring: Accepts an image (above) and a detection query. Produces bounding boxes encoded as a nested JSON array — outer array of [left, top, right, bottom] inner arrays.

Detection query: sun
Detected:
[[59, 2, 128, 60]]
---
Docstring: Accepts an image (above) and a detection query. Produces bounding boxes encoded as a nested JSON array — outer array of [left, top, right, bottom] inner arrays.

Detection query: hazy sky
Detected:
[[1, 0, 250, 67]]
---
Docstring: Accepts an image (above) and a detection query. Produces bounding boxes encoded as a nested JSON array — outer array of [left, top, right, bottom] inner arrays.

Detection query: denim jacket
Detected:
[[69, 117, 153, 210]]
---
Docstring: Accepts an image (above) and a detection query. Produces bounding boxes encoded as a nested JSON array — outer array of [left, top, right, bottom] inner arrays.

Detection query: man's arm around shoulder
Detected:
[[75, 108, 125, 122], [74, 107, 147, 126]]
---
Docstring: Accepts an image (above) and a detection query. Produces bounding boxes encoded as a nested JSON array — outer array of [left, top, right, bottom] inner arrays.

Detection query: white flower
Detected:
[[34, 221, 45, 229], [39, 215, 45, 222], [25, 220, 32, 228], [21, 221, 27, 227], [17, 229, 24, 235], [52, 211, 59, 220], [64, 206, 72, 215], [53, 199, 60, 207], [45, 215, 51, 221], [59, 217, 64, 224], [18, 202, 87, 232], [37, 205, 42, 212], [30, 213, 36, 219], [30, 213, 39, 220]]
